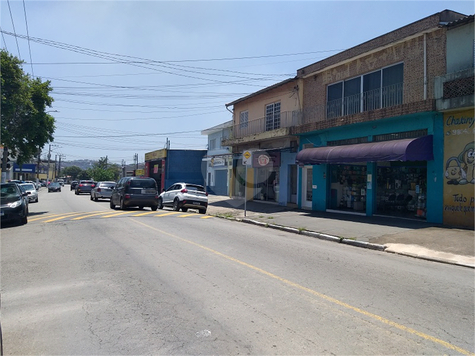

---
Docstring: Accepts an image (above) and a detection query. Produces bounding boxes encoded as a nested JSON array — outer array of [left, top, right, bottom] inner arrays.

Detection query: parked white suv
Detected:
[[158, 183, 208, 214]]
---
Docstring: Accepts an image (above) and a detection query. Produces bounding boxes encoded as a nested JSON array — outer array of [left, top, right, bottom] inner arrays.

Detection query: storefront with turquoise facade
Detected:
[[295, 111, 444, 224]]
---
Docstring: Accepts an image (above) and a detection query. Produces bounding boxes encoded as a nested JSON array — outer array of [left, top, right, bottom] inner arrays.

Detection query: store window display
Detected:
[[376, 163, 427, 218], [330, 164, 367, 211]]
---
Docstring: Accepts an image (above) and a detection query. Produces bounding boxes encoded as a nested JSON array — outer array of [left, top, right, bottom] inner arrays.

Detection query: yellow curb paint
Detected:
[[131, 218, 474, 356], [178, 214, 197, 218]]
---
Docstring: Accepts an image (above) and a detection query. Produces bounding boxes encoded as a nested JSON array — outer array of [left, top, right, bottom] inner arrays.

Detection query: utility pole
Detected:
[[46, 144, 51, 182], [1, 147, 9, 183]]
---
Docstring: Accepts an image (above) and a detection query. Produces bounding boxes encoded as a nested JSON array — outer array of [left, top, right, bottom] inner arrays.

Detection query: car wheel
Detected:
[[35, 197, 38, 202], [158, 198, 163, 209], [75, 190, 79, 195], [181, 207, 188, 212], [138, 206, 144, 210], [94, 195, 98, 202], [120, 198, 125, 210], [199, 208, 207, 214], [172, 198, 180, 211], [21, 214, 28, 225], [110, 199, 116, 209], [151, 205, 158, 211], [90, 194, 93, 201]]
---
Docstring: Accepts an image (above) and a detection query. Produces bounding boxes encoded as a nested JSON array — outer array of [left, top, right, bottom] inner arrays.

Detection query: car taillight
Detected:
[[125, 194, 131, 199], [97, 188, 101, 192], [180, 189, 188, 193], [79, 184, 83, 187], [91, 184, 95, 188]]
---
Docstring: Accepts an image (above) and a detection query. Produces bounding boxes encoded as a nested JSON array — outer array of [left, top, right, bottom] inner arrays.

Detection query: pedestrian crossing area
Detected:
[[28, 210, 214, 223]]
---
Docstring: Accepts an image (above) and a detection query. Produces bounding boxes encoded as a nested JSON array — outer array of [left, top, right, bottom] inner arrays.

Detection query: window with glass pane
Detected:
[[265, 102, 281, 131], [382, 63, 403, 107], [239, 111, 248, 128], [363, 71, 381, 111], [344, 77, 361, 115], [327, 82, 343, 118], [209, 138, 216, 150]]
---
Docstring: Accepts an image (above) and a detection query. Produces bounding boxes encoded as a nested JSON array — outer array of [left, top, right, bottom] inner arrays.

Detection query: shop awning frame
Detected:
[[295, 135, 433, 165]]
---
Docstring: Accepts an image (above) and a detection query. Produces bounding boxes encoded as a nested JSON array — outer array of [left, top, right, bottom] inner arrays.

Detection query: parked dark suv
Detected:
[[110, 177, 158, 211]]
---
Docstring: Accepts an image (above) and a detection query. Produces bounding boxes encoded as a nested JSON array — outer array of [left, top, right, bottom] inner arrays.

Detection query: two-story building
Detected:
[[293, 9, 472, 226], [223, 77, 302, 205], [201, 121, 233, 195]]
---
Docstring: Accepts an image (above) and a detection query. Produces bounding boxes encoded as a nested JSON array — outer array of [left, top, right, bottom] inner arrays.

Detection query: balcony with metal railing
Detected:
[[435, 68, 474, 111], [223, 79, 437, 145], [224, 110, 303, 144]]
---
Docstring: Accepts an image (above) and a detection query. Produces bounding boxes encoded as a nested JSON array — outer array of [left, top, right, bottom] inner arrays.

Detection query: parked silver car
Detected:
[[90, 181, 116, 201], [18, 183, 39, 203], [158, 182, 208, 214]]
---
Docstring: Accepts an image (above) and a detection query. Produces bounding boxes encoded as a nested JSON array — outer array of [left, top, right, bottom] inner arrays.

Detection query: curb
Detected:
[[240, 217, 386, 251], [212, 213, 473, 268]]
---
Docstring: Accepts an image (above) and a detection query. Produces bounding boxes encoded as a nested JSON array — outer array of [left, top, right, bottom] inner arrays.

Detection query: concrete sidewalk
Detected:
[[206, 195, 475, 269]]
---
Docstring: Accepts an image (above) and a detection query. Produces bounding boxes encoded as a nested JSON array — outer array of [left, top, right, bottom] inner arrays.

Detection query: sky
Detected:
[[1, 0, 474, 166]]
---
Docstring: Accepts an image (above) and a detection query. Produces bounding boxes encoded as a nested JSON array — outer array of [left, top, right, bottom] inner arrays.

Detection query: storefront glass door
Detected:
[[302, 166, 313, 209]]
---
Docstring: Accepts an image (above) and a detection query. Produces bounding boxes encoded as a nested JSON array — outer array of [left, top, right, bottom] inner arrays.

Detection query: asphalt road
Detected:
[[1, 186, 474, 355]]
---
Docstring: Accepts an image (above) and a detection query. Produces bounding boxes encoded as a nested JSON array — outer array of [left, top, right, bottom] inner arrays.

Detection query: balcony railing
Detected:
[[231, 110, 302, 140]]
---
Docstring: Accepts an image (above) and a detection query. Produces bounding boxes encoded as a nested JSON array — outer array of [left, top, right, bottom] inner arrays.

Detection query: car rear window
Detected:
[[186, 185, 205, 192], [130, 179, 156, 189], [101, 183, 116, 188], [21, 184, 35, 191]]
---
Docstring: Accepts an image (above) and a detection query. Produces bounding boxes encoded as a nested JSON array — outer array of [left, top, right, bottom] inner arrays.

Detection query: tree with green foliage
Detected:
[[87, 157, 120, 181], [61, 166, 83, 181], [1, 50, 55, 180]]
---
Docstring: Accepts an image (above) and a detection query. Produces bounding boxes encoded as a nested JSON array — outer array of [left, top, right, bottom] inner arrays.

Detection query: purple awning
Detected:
[[295, 135, 433, 165]]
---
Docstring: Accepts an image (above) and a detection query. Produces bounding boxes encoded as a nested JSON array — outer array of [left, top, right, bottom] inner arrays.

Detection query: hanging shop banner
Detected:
[[443, 109, 474, 228], [252, 151, 281, 168]]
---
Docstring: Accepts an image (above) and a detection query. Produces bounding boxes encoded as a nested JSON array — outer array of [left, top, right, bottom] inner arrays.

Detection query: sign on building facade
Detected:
[[443, 109, 474, 228]]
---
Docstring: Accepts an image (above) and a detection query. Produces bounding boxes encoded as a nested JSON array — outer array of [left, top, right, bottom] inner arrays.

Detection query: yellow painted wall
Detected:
[[443, 109, 475, 228]]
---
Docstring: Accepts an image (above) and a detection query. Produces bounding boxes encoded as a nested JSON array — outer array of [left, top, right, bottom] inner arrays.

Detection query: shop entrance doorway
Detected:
[[302, 166, 313, 209]]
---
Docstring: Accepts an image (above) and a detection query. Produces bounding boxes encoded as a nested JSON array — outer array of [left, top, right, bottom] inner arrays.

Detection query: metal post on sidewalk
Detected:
[[244, 165, 247, 217]]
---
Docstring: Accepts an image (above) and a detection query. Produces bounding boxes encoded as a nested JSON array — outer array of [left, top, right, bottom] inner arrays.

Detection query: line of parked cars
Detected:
[[71, 177, 209, 214]]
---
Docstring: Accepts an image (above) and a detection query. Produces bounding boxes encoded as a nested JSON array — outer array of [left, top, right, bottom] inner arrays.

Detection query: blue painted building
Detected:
[[144, 149, 206, 192]]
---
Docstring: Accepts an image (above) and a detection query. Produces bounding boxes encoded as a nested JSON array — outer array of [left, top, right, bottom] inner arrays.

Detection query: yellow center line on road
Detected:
[[44, 212, 90, 223], [131, 218, 474, 356], [101, 211, 136, 218], [154, 212, 182, 217], [72, 211, 114, 220], [131, 211, 158, 217]]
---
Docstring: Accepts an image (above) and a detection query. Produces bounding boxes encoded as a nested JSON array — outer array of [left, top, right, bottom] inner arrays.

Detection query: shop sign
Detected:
[[252, 151, 281, 168], [443, 109, 474, 228], [135, 169, 144, 176], [145, 149, 167, 161], [211, 157, 225, 167], [13, 163, 36, 173]]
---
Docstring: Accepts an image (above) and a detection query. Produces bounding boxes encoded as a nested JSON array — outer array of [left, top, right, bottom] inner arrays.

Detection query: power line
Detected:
[[6, 0, 21, 59], [22, 0, 34, 76]]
